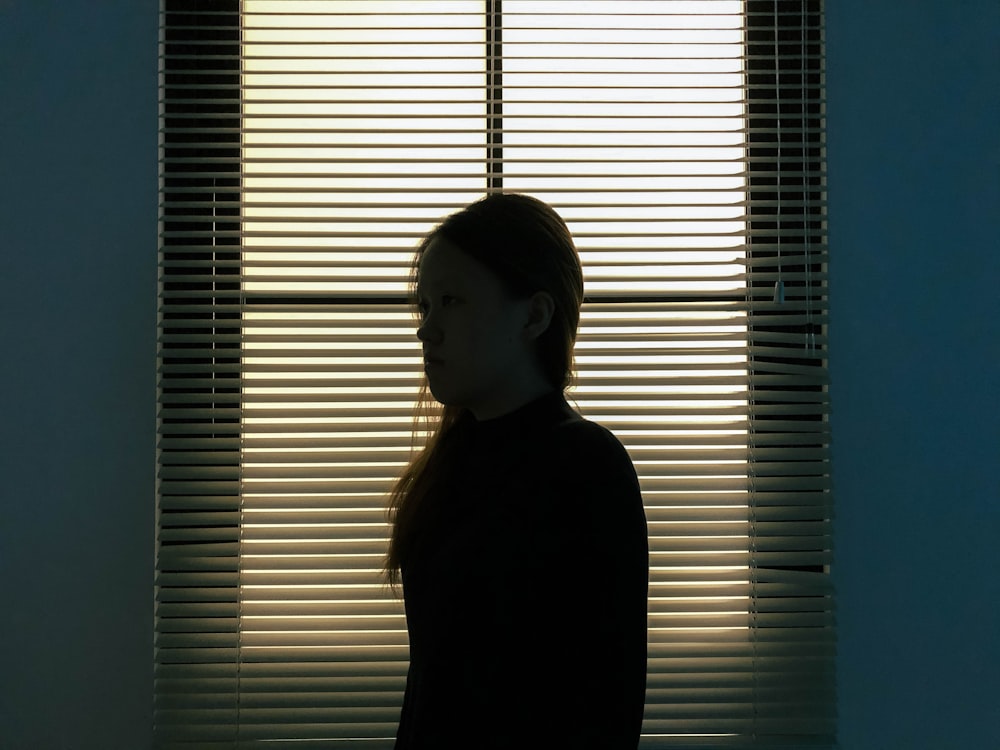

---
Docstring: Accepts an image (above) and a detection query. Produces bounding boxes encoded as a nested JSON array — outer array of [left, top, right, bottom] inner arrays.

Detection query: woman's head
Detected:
[[413, 193, 584, 416], [385, 194, 583, 587]]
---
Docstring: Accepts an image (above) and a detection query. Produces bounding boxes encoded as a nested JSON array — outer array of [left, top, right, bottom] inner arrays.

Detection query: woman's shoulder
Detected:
[[545, 407, 637, 482], [542, 407, 646, 535], [550, 406, 627, 452]]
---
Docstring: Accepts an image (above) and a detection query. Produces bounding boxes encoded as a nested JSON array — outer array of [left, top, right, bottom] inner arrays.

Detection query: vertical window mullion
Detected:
[[486, 0, 504, 194]]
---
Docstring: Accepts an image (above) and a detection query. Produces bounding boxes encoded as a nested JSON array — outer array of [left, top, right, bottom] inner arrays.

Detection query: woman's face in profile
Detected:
[[415, 236, 537, 419]]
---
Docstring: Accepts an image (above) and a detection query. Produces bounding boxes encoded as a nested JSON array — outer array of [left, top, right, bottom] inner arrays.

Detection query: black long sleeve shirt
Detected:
[[395, 390, 649, 749]]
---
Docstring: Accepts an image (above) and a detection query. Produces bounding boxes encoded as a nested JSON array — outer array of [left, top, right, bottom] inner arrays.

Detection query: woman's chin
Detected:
[[426, 380, 459, 408]]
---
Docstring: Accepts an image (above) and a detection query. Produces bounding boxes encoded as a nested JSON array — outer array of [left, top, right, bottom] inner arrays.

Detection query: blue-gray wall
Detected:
[[1, 2, 157, 747], [0, 1, 996, 747], [826, 2, 1000, 747]]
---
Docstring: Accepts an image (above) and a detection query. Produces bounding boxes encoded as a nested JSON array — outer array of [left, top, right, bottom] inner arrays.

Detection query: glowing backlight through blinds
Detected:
[[239, 0, 751, 740]]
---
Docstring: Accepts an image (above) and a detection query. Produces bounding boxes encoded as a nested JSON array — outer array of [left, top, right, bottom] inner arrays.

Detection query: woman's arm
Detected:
[[485, 420, 649, 749]]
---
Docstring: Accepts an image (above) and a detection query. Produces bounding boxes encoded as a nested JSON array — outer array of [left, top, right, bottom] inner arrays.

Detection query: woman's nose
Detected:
[[416, 317, 440, 343]]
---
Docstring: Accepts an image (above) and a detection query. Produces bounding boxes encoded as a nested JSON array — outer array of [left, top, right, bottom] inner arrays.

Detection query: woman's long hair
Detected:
[[384, 194, 584, 588]]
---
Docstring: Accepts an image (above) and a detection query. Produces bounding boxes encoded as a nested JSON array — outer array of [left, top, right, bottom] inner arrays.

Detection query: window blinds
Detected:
[[156, 1, 832, 747]]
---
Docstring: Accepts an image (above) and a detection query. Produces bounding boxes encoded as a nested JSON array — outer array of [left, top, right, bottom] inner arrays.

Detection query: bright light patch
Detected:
[[239, 3, 753, 740]]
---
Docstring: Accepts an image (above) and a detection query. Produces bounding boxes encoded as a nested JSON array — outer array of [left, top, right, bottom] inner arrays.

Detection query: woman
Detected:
[[386, 194, 648, 749]]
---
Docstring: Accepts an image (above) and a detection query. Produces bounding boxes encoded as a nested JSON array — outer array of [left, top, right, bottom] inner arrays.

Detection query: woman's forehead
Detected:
[[416, 236, 486, 289], [416, 237, 454, 288]]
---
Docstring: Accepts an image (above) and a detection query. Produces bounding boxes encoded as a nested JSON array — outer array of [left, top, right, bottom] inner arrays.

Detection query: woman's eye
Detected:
[[416, 295, 458, 318]]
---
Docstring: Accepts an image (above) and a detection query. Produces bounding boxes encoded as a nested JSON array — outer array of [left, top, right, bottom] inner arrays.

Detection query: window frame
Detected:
[[156, 2, 832, 747]]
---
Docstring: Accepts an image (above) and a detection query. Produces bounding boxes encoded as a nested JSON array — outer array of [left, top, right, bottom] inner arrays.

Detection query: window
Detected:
[[156, 2, 831, 747]]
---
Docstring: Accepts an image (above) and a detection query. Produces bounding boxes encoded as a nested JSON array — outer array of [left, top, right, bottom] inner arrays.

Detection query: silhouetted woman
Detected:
[[387, 194, 648, 749]]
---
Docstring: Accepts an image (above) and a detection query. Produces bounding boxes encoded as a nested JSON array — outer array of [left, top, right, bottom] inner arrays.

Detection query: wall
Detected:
[[0, 1, 996, 748], [826, 1, 1000, 748], [0, 1, 157, 748]]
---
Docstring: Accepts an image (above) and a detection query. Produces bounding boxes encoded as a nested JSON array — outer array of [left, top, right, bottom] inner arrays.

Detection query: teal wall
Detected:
[[1, 1, 157, 748], [826, 1, 1000, 747], [1, 1, 997, 747]]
